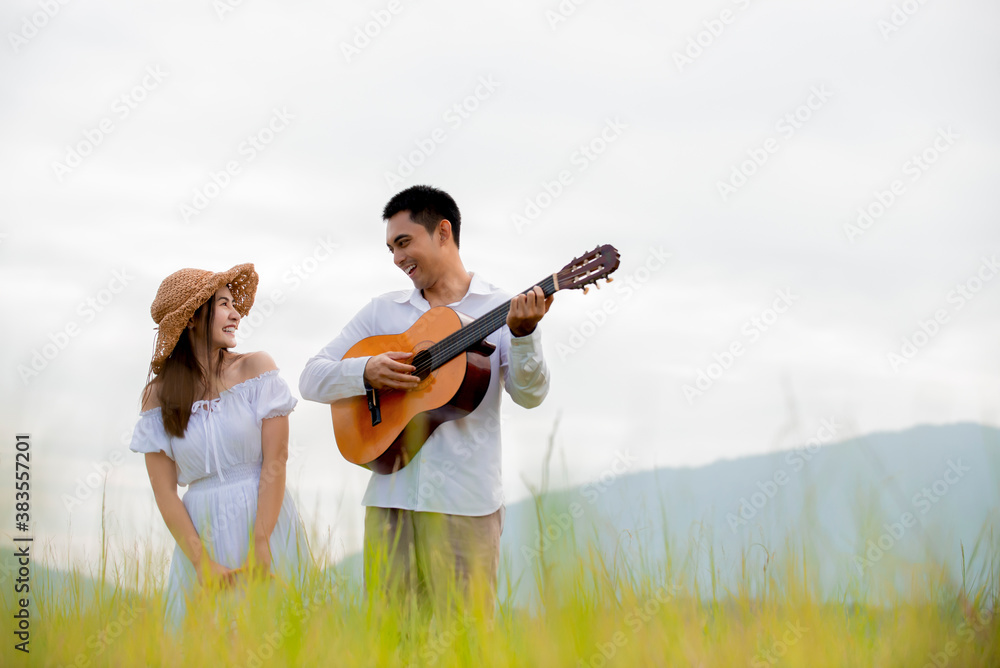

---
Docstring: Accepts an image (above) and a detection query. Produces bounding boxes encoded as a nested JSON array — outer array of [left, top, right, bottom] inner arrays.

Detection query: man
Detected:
[[299, 185, 552, 613]]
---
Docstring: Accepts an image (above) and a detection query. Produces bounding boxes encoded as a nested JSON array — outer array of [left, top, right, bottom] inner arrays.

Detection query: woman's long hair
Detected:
[[142, 294, 240, 438]]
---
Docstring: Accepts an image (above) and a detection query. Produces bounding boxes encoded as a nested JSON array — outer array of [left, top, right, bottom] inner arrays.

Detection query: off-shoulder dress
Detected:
[[129, 369, 311, 630]]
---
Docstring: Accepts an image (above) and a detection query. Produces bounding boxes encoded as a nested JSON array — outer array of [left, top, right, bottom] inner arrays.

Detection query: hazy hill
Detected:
[[498, 422, 1000, 603]]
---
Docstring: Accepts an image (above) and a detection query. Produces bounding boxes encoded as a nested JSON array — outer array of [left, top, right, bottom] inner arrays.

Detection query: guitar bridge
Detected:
[[364, 381, 381, 427]]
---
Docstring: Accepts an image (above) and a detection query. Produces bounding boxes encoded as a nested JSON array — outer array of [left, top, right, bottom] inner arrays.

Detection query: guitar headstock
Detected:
[[554, 244, 620, 294]]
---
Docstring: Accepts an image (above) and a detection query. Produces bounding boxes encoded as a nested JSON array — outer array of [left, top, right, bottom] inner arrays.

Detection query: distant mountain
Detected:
[[497, 422, 1000, 604]]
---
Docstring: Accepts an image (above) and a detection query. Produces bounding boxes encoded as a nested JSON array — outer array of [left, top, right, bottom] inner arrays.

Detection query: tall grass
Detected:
[[3, 476, 998, 666]]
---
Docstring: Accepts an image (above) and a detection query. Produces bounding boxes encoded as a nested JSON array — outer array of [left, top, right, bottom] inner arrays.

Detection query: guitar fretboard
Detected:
[[413, 274, 557, 374]]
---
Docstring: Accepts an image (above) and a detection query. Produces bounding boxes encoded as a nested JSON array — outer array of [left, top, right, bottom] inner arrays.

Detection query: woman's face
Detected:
[[192, 286, 241, 351]]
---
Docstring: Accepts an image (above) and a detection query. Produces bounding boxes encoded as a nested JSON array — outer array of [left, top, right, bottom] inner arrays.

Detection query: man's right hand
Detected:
[[364, 352, 420, 391]]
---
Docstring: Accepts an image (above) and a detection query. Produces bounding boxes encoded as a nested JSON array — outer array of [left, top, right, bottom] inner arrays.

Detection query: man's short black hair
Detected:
[[382, 185, 462, 249]]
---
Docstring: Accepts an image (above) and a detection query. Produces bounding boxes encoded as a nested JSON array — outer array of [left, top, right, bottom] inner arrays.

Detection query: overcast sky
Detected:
[[2, 0, 998, 567]]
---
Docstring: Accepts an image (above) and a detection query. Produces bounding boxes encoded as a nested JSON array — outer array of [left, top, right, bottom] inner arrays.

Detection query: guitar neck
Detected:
[[426, 274, 557, 371]]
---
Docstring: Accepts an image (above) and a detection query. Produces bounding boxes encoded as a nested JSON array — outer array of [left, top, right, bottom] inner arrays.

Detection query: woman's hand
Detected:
[[196, 559, 237, 588], [242, 535, 273, 580]]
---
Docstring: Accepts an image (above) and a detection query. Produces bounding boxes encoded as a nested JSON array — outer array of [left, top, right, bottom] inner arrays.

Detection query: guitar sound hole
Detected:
[[411, 349, 432, 381]]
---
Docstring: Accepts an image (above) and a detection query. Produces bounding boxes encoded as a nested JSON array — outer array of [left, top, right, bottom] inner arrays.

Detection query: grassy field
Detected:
[[3, 495, 997, 668]]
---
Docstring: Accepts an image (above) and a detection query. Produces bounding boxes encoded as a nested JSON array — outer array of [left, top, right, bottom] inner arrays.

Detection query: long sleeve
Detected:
[[499, 325, 549, 408], [298, 300, 376, 404]]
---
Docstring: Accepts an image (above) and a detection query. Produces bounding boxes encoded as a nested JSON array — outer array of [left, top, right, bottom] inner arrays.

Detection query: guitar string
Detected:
[[414, 265, 605, 371], [411, 295, 524, 374], [417, 274, 556, 367], [410, 275, 557, 375], [409, 259, 612, 374]]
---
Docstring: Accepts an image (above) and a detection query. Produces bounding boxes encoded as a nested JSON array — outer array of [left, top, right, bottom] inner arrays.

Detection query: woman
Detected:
[[129, 263, 310, 630]]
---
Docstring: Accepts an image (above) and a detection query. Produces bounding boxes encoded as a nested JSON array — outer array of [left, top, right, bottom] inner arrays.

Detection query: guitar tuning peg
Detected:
[[583, 286, 589, 295], [606, 277, 614, 283], [594, 282, 601, 289]]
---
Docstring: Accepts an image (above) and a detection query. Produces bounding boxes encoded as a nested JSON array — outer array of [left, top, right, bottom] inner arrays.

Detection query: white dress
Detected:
[[129, 369, 311, 630]]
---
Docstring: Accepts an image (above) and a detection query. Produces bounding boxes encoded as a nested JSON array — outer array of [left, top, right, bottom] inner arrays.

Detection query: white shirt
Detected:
[[298, 272, 549, 516]]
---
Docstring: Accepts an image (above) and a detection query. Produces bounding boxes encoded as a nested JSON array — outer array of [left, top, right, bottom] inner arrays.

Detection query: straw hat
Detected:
[[149, 263, 258, 374]]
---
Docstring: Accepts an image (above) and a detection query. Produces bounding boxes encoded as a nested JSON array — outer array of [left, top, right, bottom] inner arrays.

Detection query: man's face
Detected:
[[386, 211, 442, 290]]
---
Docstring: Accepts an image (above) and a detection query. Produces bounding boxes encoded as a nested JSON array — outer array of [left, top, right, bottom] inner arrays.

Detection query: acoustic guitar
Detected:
[[331, 244, 620, 474]]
